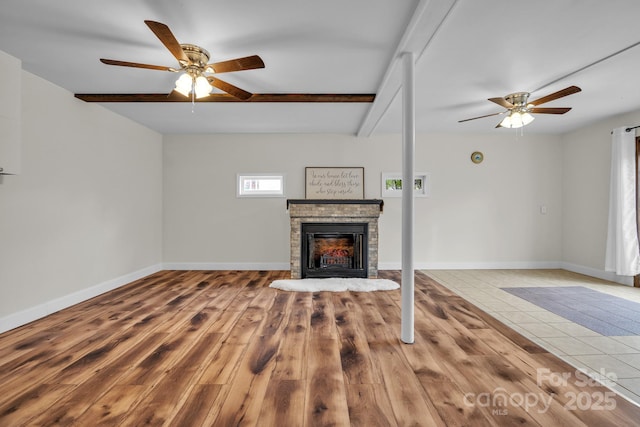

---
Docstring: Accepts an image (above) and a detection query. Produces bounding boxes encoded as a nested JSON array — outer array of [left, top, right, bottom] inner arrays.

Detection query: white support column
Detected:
[[401, 52, 415, 344]]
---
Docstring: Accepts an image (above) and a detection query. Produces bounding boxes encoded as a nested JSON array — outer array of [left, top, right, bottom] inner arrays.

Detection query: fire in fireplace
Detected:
[[301, 222, 368, 278]]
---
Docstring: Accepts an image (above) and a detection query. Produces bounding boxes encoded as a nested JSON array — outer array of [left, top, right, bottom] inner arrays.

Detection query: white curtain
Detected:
[[605, 126, 640, 276]]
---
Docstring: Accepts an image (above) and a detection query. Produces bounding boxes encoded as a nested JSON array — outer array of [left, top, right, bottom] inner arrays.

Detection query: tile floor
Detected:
[[424, 269, 640, 406]]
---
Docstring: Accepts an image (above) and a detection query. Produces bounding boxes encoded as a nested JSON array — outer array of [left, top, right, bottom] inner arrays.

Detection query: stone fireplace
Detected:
[[287, 199, 383, 279]]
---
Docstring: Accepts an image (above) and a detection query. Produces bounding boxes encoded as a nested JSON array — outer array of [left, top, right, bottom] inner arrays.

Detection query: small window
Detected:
[[237, 174, 285, 197]]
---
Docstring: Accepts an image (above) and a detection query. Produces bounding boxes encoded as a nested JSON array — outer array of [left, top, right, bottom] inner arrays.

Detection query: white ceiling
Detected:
[[1, 0, 640, 135]]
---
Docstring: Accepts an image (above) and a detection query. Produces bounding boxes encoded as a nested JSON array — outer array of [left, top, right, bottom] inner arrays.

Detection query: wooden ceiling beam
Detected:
[[74, 93, 375, 103]]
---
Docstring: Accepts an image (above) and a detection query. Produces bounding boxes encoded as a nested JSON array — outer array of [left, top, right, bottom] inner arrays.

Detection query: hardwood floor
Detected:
[[1, 270, 639, 426]]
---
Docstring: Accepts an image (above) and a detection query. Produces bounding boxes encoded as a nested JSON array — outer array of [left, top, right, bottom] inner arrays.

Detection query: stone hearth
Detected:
[[287, 199, 383, 279]]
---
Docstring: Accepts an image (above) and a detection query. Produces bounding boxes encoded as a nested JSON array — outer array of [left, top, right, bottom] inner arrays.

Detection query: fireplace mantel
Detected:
[[287, 199, 384, 211], [287, 199, 383, 279]]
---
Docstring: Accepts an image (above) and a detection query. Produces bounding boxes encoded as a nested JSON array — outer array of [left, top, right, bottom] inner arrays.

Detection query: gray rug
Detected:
[[269, 277, 400, 292], [502, 286, 640, 336]]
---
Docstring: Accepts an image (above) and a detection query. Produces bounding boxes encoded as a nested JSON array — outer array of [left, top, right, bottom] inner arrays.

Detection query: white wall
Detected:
[[562, 109, 640, 283], [0, 68, 163, 331], [163, 132, 563, 270]]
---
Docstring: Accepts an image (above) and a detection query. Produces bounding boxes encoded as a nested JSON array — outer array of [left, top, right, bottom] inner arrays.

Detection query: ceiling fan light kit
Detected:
[[459, 86, 581, 129], [172, 44, 214, 99], [174, 73, 212, 98], [497, 92, 534, 128], [499, 110, 535, 129]]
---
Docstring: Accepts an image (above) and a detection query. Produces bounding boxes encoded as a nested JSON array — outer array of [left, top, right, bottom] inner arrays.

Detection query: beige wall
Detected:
[[562, 109, 640, 283], [163, 132, 564, 269], [0, 68, 163, 331]]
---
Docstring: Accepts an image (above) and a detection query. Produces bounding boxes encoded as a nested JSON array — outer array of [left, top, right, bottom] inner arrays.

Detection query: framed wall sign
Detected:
[[305, 167, 364, 199]]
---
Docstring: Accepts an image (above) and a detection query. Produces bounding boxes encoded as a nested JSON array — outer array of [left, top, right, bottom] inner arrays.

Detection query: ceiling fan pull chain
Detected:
[[191, 79, 196, 112]]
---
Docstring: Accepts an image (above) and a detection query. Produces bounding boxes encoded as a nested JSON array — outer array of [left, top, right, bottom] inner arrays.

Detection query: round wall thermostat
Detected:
[[471, 151, 484, 164]]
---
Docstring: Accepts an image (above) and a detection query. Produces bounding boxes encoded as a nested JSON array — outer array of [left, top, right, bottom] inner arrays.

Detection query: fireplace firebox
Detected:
[[287, 199, 382, 279], [302, 223, 368, 278]]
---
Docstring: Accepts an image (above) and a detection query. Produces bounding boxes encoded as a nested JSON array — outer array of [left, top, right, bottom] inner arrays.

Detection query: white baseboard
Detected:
[[0, 263, 163, 334], [162, 262, 290, 270], [380, 261, 563, 270], [406, 260, 633, 286], [560, 262, 634, 286]]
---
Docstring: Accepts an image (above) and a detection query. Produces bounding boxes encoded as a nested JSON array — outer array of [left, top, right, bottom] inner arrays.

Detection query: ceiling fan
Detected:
[[459, 85, 582, 128], [100, 20, 264, 101]]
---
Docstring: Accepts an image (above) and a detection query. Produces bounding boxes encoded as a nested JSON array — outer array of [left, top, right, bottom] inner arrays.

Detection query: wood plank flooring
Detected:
[[1, 270, 639, 426]]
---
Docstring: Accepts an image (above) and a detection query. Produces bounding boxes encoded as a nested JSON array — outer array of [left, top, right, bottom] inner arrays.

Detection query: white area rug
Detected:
[[269, 277, 400, 292]]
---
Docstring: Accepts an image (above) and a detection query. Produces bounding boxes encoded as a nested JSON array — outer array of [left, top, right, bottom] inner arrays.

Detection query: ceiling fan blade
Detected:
[[458, 111, 505, 123], [100, 58, 177, 72], [529, 107, 572, 114], [144, 20, 189, 65], [207, 55, 265, 74], [488, 97, 514, 109], [207, 77, 252, 100], [528, 86, 581, 106]]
